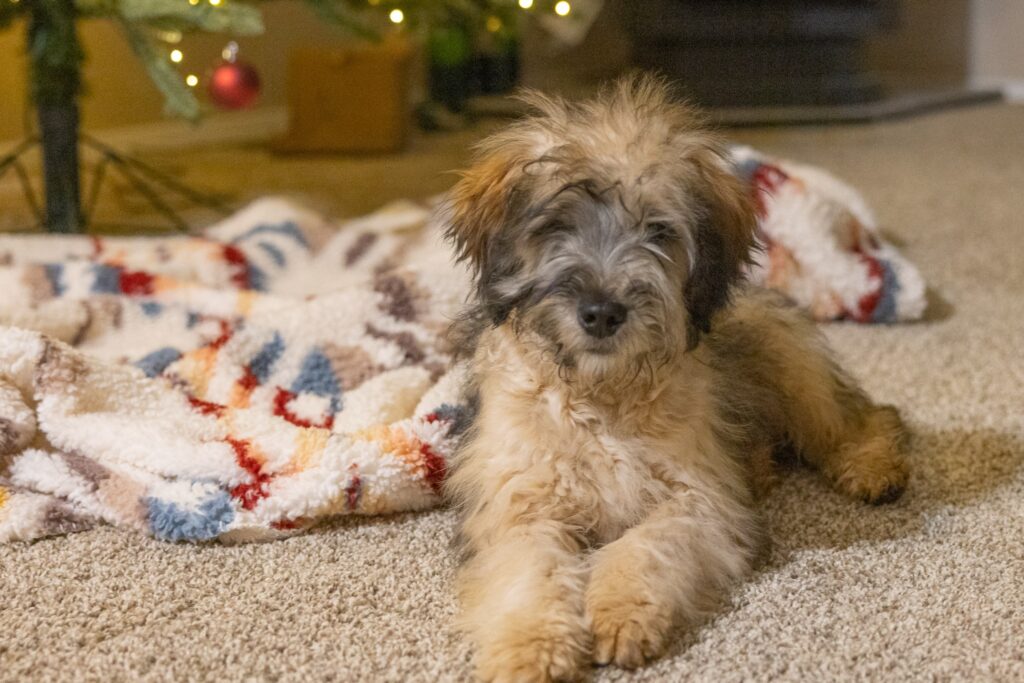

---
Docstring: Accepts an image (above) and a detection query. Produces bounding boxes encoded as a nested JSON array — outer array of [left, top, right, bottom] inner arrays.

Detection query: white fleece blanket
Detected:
[[0, 150, 925, 543]]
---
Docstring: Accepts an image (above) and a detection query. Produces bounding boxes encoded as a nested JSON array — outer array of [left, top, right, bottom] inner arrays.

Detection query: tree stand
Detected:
[[0, 135, 233, 233]]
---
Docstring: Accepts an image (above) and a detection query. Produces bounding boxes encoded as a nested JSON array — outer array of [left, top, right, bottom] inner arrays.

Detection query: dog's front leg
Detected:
[[459, 521, 591, 683], [585, 487, 755, 669]]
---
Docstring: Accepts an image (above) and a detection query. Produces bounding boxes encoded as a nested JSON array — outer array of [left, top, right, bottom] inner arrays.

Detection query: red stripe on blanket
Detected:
[[227, 437, 273, 510], [239, 366, 260, 392], [119, 269, 156, 296], [345, 472, 362, 510], [751, 164, 790, 219], [421, 442, 446, 494], [209, 320, 234, 350], [222, 244, 252, 289], [189, 396, 227, 418], [852, 255, 884, 322], [272, 387, 335, 430], [272, 519, 300, 531]]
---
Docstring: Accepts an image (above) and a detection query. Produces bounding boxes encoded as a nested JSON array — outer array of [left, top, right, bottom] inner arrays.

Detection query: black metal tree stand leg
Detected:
[[29, 0, 83, 233], [0, 135, 233, 234]]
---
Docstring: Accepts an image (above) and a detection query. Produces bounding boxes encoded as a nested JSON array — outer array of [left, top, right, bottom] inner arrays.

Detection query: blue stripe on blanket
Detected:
[[90, 264, 121, 294], [257, 241, 287, 268], [246, 262, 268, 291], [733, 158, 762, 184], [135, 347, 182, 377], [44, 264, 66, 296], [432, 403, 473, 436], [140, 301, 164, 317], [872, 260, 901, 323], [250, 333, 284, 383], [145, 490, 235, 542], [292, 348, 343, 413], [231, 221, 309, 250]]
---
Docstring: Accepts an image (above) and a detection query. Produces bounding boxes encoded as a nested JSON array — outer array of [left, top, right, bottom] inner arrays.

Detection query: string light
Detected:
[[486, 16, 502, 32], [209, 0, 222, 6], [188, 0, 199, 5], [555, 1, 571, 16], [186, 74, 199, 87], [157, 30, 183, 43], [170, 49, 183, 64], [388, 8, 403, 23], [518, 0, 532, 8]]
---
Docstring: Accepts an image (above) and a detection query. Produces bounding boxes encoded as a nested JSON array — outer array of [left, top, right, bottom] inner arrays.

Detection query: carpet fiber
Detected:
[[3, 103, 1024, 682]]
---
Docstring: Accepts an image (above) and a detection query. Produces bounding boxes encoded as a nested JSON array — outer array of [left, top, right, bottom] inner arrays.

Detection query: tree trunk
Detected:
[[37, 103, 82, 234], [28, 0, 84, 233]]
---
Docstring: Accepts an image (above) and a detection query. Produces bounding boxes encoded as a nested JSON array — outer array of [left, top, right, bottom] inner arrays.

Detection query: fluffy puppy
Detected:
[[441, 76, 909, 683]]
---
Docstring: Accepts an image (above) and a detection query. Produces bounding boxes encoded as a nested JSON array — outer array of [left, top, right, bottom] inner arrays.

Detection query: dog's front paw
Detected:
[[830, 406, 910, 505], [475, 620, 591, 683], [835, 440, 909, 505], [587, 594, 672, 670]]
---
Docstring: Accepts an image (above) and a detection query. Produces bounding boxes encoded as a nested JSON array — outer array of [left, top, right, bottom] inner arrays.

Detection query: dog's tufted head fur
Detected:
[[442, 75, 757, 378]]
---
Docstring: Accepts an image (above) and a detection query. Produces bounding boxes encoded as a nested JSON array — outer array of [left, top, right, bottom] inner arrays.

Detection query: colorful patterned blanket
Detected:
[[0, 150, 926, 543]]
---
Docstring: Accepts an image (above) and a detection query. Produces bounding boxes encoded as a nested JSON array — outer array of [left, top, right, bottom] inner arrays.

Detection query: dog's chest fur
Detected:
[[534, 388, 681, 542], [466, 327, 729, 545]]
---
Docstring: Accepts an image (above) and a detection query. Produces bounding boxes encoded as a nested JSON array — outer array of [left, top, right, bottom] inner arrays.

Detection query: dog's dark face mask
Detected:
[[441, 85, 756, 377]]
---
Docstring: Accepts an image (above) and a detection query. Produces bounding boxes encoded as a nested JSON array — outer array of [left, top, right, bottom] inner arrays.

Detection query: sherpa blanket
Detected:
[[0, 150, 926, 543]]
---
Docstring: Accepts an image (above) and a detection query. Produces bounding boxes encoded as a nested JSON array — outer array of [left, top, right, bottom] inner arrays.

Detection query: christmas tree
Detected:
[[0, 0, 577, 233]]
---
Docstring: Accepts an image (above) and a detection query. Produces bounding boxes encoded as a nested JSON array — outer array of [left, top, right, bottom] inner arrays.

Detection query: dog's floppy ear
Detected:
[[441, 148, 528, 278], [683, 149, 757, 347]]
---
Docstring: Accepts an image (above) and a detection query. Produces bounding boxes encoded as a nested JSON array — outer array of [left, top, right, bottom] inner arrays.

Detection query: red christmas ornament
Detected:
[[208, 42, 261, 110]]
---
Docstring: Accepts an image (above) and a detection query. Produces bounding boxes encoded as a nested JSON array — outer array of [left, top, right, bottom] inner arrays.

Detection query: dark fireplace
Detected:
[[627, 1, 896, 108]]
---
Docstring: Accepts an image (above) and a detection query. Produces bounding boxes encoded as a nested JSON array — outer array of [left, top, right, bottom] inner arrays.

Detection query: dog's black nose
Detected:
[[577, 298, 628, 339]]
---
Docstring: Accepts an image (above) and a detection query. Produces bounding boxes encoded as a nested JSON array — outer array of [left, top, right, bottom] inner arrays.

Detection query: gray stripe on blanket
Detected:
[[373, 270, 424, 322], [43, 500, 96, 536], [61, 451, 111, 489], [34, 341, 86, 393], [0, 418, 18, 454]]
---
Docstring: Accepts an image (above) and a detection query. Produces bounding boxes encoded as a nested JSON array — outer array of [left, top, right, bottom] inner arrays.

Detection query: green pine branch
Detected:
[[3, 0, 543, 120], [115, 0, 264, 35], [120, 17, 200, 119]]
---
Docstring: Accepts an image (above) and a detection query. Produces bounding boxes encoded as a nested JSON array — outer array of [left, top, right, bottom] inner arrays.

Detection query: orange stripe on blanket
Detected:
[[175, 347, 218, 397], [354, 423, 445, 493], [0, 486, 8, 511], [286, 427, 331, 474], [150, 274, 178, 295], [176, 323, 233, 398], [228, 366, 259, 409], [236, 290, 258, 317]]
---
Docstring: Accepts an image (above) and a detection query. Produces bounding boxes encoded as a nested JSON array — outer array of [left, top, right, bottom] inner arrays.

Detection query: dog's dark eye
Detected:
[[646, 222, 676, 244], [530, 219, 571, 238]]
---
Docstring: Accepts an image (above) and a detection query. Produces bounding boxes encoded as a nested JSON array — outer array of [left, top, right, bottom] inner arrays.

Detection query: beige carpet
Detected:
[[3, 103, 1024, 682]]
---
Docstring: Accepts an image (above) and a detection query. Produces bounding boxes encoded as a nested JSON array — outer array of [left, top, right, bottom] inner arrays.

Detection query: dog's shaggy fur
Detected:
[[441, 76, 909, 683]]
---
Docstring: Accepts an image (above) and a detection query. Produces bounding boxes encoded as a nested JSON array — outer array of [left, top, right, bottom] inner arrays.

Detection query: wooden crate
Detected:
[[277, 38, 413, 153]]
